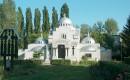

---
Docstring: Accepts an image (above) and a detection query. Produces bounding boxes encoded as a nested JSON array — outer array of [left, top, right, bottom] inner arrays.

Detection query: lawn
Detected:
[[0, 60, 130, 80]]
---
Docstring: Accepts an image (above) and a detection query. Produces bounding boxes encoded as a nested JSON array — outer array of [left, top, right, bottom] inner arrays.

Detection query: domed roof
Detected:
[[35, 33, 46, 44], [81, 33, 95, 44], [58, 14, 73, 26]]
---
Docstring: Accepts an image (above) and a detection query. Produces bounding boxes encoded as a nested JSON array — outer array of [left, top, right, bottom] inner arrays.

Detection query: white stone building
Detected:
[[48, 15, 80, 62], [48, 15, 111, 62], [79, 33, 101, 61]]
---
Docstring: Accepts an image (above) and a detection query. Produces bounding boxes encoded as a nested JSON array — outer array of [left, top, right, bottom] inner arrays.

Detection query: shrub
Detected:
[[79, 60, 97, 66], [51, 59, 71, 65], [124, 57, 130, 64], [13, 60, 42, 65]]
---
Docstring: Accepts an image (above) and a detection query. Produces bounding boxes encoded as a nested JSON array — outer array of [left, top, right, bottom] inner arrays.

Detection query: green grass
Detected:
[[0, 60, 129, 80]]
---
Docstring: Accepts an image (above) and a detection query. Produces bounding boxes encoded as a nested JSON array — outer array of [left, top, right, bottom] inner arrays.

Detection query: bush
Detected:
[[14, 60, 42, 65], [124, 57, 130, 64], [79, 60, 97, 66], [51, 59, 71, 65]]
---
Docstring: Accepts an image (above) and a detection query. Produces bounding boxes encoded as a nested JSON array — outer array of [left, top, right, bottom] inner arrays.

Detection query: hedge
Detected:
[[51, 59, 71, 65], [124, 57, 130, 64], [0, 60, 43, 66]]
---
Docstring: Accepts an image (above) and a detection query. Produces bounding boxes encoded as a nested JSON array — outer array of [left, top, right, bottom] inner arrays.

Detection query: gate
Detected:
[[0, 29, 19, 70]]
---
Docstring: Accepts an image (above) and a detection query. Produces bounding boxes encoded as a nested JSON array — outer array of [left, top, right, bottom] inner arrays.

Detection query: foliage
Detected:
[[51, 60, 71, 65], [80, 24, 90, 41], [17, 7, 24, 49], [104, 18, 118, 35], [79, 60, 98, 66], [0, 0, 16, 29], [60, 3, 69, 18], [121, 15, 130, 57], [29, 33, 41, 43], [34, 8, 41, 33], [103, 33, 114, 49], [91, 22, 106, 46], [0, 4, 4, 30], [51, 7, 58, 31], [124, 57, 130, 64], [42, 6, 50, 40], [26, 8, 33, 36]]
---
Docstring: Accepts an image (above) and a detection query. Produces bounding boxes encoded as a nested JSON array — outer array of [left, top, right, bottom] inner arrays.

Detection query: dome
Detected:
[[35, 34, 46, 44], [81, 33, 95, 44], [58, 14, 73, 26]]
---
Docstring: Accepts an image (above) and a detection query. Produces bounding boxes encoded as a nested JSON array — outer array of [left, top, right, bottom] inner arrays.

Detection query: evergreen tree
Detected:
[[52, 7, 58, 30], [2, 0, 16, 28], [34, 8, 41, 33], [26, 8, 33, 36], [121, 15, 130, 57], [60, 3, 69, 18], [42, 6, 50, 40], [17, 7, 24, 49], [17, 7, 24, 37]]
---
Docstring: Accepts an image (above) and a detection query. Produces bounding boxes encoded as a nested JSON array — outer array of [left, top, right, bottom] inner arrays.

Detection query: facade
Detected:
[[48, 15, 80, 62], [79, 33, 101, 61], [48, 15, 110, 62]]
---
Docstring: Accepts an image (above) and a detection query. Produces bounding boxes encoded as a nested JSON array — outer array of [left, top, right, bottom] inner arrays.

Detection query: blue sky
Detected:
[[1, 0, 130, 31]]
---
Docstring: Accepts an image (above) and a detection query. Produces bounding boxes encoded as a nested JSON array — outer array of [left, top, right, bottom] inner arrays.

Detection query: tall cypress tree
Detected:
[[17, 7, 24, 48], [26, 8, 33, 36], [34, 8, 41, 33], [121, 15, 130, 57], [60, 3, 69, 18], [42, 6, 50, 40], [17, 7, 24, 37], [52, 7, 58, 30]]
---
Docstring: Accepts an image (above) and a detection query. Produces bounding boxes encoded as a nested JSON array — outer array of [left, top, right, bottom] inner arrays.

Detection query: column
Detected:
[[56, 48, 58, 59], [52, 48, 55, 59], [65, 48, 67, 59]]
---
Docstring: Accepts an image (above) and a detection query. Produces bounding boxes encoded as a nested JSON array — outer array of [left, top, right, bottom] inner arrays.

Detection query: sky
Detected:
[[1, 0, 130, 32]]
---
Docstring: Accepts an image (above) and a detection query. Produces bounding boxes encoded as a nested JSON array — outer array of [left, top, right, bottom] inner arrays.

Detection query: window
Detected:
[[61, 34, 66, 39], [85, 54, 91, 58]]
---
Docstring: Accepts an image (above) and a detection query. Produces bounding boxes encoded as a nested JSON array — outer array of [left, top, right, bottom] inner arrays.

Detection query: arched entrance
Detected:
[[58, 45, 65, 58]]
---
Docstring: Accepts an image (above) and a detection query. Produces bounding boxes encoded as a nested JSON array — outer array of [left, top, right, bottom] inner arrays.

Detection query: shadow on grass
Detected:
[[0, 60, 129, 80]]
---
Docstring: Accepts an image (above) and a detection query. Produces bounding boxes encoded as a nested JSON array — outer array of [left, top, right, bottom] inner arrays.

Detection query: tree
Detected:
[[80, 24, 90, 41], [0, 4, 3, 30], [2, 0, 16, 28], [17, 7, 24, 49], [121, 15, 130, 57], [34, 8, 41, 33], [26, 8, 33, 36], [17, 7, 24, 37], [104, 18, 118, 35], [42, 6, 50, 40], [51, 7, 58, 31], [60, 3, 69, 18], [91, 21, 105, 46]]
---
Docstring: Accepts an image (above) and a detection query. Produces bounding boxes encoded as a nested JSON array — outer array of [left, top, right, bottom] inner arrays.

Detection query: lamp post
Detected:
[[120, 38, 122, 61]]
